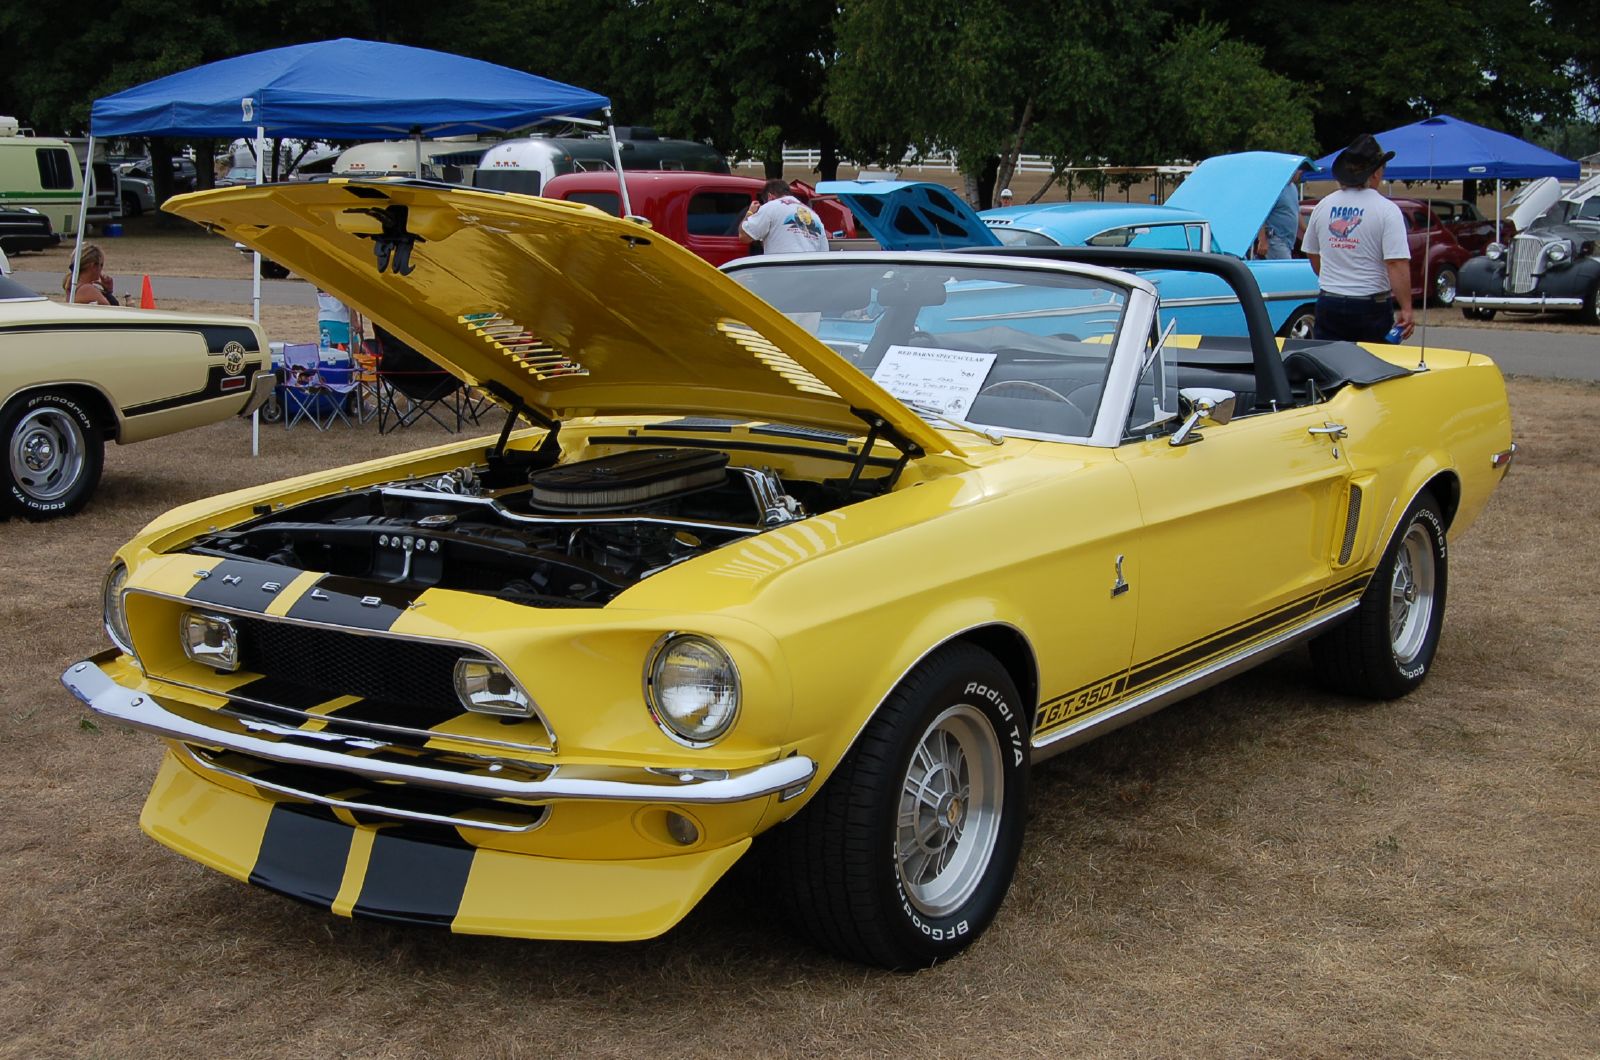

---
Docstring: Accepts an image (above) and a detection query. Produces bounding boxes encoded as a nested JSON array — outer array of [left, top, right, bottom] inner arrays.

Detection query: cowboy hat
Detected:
[[1331, 133, 1396, 186]]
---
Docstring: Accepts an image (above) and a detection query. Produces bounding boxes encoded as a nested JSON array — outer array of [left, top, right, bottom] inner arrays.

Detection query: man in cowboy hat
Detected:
[[1300, 133, 1413, 342]]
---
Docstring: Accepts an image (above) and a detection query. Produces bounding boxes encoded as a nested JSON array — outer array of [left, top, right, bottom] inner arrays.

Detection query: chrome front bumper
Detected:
[[62, 659, 815, 806], [1456, 294, 1584, 311]]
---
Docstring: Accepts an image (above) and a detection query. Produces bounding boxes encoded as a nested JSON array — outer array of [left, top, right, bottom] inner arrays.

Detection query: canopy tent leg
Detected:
[[605, 108, 634, 219], [1495, 179, 1502, 238], [252, 124, 265, 458], [68, 134, 96, 298]]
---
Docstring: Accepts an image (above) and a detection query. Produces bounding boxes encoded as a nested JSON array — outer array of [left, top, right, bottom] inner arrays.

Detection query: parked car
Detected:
[[0, 205, 58, 253], [1456, 175, 1600, 323], [0, 273, 272, 518], [475, 127, 728, 197], [67, 178, 1515, 968], [544, 171, 856, 265], [118, 171, 156, 217], [1297, 197, 1472, 306], [1427, 198, 1512, 254], [971, 152, 1322, 338]]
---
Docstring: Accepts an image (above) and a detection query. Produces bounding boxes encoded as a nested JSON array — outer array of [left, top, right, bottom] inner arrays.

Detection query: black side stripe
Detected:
[[1035, 570, 1375, 733], [185, 559, 302, 611], [0, 321, 260, 354], [248, 804, 353, 910], [352, 827, 475, 927], [122, 360, 266, 417], [283, 576, 418, 631]]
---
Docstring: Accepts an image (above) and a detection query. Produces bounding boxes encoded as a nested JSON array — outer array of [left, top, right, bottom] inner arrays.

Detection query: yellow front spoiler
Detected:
[[141, 753, 750, 941]]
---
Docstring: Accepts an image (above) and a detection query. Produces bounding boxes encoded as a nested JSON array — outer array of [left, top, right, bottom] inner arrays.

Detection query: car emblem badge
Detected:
[[360, 596, 382, 608], [221, 341, 247, 376], [261, 581, 281, 593], [221, 574, 242, 586], [1111, 554, 1130, 598], [310, 589, 330, 601]]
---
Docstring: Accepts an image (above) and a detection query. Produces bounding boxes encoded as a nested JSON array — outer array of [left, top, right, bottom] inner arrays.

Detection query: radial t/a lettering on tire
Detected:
[[1310, 490, 1448, 699], [761, 643, 1029, 969], [1, 390, 105, 520]]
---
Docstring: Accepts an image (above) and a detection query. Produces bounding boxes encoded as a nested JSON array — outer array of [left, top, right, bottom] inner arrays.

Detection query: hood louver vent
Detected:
[[717, 319, 840, 398], [461, 312, 589, 382]]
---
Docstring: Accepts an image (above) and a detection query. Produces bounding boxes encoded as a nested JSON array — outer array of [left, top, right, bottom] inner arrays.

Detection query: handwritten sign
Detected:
[[871, 345, 995, 419]]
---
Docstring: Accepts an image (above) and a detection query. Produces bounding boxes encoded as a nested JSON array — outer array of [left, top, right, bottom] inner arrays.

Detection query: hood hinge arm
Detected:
[[840, 409, 923, 502], [483, 380, 561, 470]]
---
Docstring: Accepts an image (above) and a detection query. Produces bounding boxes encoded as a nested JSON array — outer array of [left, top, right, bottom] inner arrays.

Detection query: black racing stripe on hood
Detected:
[[352, 827, 475, 927], [185, 559, 302, 612], [283, 576, 420, 631], [248, 804, 353, 909]]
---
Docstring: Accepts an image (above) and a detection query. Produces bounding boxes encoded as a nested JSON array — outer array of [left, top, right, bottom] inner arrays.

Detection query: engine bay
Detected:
[[186, 445, 881, 607]]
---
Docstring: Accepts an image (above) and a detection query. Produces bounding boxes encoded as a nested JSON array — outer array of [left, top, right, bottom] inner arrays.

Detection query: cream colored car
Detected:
[[0, 274, 271, 518]]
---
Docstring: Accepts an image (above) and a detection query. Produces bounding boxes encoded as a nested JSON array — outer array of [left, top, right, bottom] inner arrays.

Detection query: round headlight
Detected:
[[1485, 242, 1504, 261], [1547, 242, 1570, 264], [644, 634, 740, 746], [102, 562, 133, 656]]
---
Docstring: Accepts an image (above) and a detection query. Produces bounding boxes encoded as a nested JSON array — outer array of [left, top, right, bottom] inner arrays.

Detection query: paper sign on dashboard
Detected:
[[871, 346, 996, 419]]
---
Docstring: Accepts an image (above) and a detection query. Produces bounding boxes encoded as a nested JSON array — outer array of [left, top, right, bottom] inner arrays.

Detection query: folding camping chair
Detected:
[[281, 343, 328, 429], [373, 326, 473, 434]]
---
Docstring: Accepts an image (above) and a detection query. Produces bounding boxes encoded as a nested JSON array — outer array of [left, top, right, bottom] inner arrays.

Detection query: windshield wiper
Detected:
[[905, 402, 1004, 446]]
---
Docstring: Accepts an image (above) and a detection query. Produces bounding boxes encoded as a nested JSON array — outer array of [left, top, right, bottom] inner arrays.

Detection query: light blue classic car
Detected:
[[819, 152, 1320, 340]]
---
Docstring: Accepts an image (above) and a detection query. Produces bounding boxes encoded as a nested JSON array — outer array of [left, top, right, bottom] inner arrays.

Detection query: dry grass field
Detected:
[[0, 374, 1594, 1058]]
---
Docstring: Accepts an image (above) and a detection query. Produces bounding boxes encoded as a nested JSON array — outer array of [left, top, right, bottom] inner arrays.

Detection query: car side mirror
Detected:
[[1169, 387, 1236, 447]]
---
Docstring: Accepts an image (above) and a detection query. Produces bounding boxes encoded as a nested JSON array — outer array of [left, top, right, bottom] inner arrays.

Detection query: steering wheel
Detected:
[[978, 379, 1073, 402]]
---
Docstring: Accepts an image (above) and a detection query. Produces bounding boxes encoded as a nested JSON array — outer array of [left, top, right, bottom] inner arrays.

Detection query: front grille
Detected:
[[1508, 235, 1542, 293], [235, 616, 468, 714]]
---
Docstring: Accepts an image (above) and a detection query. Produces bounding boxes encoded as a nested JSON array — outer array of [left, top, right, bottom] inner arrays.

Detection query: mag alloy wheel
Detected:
[[1433, 265, 1458, 306], [1389, 522, 1438, 667], [1, 391, 105, 519], [895, 703, 1005, 918]]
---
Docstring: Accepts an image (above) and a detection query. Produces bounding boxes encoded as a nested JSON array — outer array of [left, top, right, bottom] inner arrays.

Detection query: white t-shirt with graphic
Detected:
[[1301, 187, 1409, 296], [741, 195, 830, 254]]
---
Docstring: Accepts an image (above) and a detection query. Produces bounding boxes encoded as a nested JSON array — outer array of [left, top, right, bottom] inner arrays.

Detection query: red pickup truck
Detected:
[[542, 171, 856, 265]]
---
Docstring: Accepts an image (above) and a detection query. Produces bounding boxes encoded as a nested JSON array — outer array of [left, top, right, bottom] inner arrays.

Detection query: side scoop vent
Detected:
[[461, 312, 589, 382], [1339, 484, 1363, 565]]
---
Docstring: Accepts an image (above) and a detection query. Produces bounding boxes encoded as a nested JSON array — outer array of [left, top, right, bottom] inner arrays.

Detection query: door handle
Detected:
[[1308, 423, 1348, 439]]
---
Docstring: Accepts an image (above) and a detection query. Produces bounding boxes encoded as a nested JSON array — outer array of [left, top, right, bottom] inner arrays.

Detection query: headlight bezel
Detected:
[[452, 656, 536, 718], [1485, 242, 1504, 261], [643, 633, 742, 748], [1546, 241, 1571, 265], [102, 562, 134, 657]]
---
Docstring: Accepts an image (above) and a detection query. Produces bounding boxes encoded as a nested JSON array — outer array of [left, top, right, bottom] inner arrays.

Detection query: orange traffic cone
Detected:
[[139, 274, 155, 309]]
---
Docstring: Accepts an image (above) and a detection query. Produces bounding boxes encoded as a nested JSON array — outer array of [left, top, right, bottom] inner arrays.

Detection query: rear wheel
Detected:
[[1310, 491, 1447, 699], [1280, 305, 1316, 340], [1432, 265, 1458, 307], [1462, 306, 1496, 321], [1583, 283, 1600, 326], [1, 390, 105, 520], [761, 643, 1029, 969], [121, 192, 142, 218]]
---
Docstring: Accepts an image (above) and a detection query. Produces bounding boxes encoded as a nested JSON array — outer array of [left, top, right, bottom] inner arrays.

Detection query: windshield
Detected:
[[731, 260, 1130, 439]]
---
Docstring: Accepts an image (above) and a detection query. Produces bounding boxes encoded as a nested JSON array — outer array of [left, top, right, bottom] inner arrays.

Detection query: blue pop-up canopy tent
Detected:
[[79, 38, 616, 453], [90, 38, 610, 140], [1307, 114, 1579, 182]]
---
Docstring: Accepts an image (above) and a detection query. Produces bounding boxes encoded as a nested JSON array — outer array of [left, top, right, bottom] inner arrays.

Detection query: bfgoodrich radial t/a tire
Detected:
[[762, 643, 1029, 969], [1310, 491, 1448, 699], [1, 390, 105, 520]]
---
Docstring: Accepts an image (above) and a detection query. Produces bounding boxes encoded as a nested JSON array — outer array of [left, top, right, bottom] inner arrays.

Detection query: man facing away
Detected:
[[1301, 134, 1413, 342], [1261, 161, 1313, 259], [739, 179, 830, 254]]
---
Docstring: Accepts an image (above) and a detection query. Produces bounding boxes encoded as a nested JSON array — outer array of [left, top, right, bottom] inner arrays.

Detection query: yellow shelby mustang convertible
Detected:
[[64, 180, 1514, 968]]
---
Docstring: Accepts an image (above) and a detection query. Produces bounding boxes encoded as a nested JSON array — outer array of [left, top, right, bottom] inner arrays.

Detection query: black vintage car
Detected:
[[0, 205, 59, 253], [1456, 193, 1600, 325]]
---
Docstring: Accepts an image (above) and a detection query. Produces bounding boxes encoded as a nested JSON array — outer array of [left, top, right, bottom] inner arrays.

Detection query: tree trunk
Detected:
[[193, 140, 217, 192], [820, 127, 839, 182], [995, 97, 1035, 197], [764, 145, 784, 179]]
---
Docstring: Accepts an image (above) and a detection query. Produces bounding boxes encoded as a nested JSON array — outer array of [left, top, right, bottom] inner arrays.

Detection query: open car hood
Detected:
[[165, 180, 956, 455], [815, 180, 1001, 251], [1164, 151, 1311, 257]]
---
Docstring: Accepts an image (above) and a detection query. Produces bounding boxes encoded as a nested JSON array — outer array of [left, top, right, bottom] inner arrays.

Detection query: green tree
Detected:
[[1150, 22, 1316, 159]]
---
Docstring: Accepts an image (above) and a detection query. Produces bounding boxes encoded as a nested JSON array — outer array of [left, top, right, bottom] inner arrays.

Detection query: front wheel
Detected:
[[1, 391, 105, 520], [1462, 306, 1496, 321], [1583, 283, 1600, 326], [1432, 265, 1458, 307], [121, 193, 143, 218], [761, 643, 1030, 968], [1310, 491, 1447, 699]]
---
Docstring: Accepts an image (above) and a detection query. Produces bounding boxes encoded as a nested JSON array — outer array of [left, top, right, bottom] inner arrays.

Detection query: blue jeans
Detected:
[[1314, 293, 1392, 342]]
